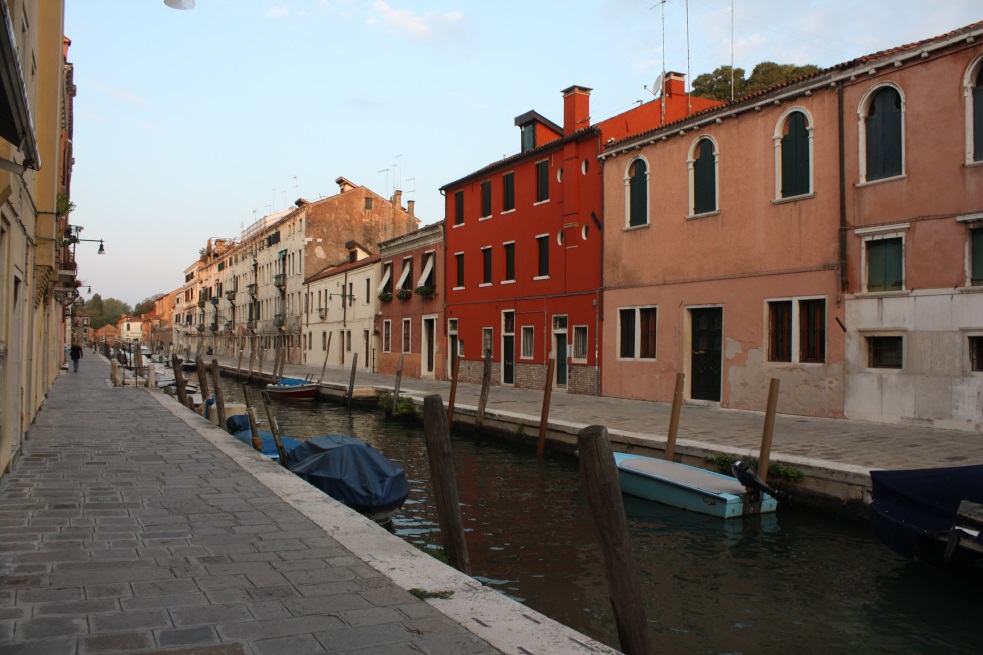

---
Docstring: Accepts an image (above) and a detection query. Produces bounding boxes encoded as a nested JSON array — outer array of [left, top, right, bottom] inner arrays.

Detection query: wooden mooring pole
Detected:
[[260, 390, 289, 465], [536, 358, 556, 459], [171, 354, 191, 408], [423, 395, 471, 575], [577, 424, 653, 655], [475, 350, 492, 431], [248, 338, 256, 380], [388, 356, 403, 419], [241, 384, 264, 452], [210, 359, 228, 430], [236, 343, 244, 379], [665, 372, 685, 462], [346, 352, 358, 410], [194, 356, 211, 405], [318, 332, 333, 384], [758, 378, 780, 485], [446, 356, 460, 426]]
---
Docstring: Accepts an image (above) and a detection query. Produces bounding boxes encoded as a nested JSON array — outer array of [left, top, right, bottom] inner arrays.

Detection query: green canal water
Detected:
[[219, 380, 979, 654]]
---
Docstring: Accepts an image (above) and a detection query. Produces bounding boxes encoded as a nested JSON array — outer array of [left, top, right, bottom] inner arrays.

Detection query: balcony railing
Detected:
[[273, 273, 286, 289], [273, 313, 286, 328], [197, 300, 205, 309], [226, 290, 237, 301], [210, 297, 219, 306], [247, 283, 257, 296], [317, 308, 327, 319]]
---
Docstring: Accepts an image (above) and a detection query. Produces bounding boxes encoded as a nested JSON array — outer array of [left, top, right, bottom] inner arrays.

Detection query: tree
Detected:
[[134, 298, 156, 316], [85, 294, 132, 329], [691, 62, 820, 102]]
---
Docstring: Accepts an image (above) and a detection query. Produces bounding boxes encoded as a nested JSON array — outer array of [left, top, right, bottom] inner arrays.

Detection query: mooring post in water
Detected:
[[537, 357, 556, 459], [388, 356, 403, 419], [346, 352, 358, 410], [241, 384, 264, 452], [248, 339, 256, 380], [665, 372, 685, 462], [475, 350, 492, 431], [171, 354, 190, 408], [258, 346, 265, 382], [423, 394, 471, 575], [210, 359, 227, 430], [194, 356, 211, 407], [318, 332, 332, 384], [236, 345, 243, 379], [759, 378, 780, 485], [260, 390, 289, 465], [577, 425, 653, 655], [446, 356, 460, 426]]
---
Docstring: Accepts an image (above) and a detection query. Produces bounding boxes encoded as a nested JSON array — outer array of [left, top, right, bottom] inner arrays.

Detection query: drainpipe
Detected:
[[837, 79, 847, 304]]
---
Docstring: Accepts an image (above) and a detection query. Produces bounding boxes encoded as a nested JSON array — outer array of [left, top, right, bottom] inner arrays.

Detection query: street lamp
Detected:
[[78, 238, 106, 255]]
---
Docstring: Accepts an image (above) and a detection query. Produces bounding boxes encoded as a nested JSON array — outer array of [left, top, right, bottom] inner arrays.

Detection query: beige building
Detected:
[[1, 1, 72, 477]]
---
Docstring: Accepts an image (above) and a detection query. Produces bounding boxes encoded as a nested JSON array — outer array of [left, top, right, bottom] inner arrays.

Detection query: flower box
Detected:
[[414, 286, 434, 298], [396, 289, 413, 301]]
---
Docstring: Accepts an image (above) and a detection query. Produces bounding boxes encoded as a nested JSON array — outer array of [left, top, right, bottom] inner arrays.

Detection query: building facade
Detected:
[[377, 222, 445, 380]]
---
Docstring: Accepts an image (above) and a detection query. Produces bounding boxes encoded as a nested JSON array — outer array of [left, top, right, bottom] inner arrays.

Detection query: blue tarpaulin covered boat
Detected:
[[285, 434, 409, 523], [870, 464, 983, 576], [226, 414, 302, 462]]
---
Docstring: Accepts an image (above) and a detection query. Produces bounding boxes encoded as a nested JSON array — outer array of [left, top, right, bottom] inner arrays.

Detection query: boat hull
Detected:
[[613, 452, 777, 519], [265, 383, 318, 400]]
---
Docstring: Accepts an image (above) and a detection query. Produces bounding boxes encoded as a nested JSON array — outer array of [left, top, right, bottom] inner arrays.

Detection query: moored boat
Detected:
[[266, 377, 319, 400], [613, 452, 779, 519]]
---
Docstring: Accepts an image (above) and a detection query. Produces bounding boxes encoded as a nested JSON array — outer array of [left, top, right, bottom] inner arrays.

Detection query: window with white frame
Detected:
[[402, 318, 411, 354], [689, 137, 718, 216], [521, 326, 534, 359], [860, 226, 906, 292], [775, 109, 813, 199], [572, 325, 588, 362], [867, 335, 903, 369], [535, 160, 550, 203], [767, 298, 826, 363], [503, 241, 515, 282], [482, 327, 493, 357], [626, 157, 649, 228], [535, 234, 549, 278], [417, 251, 436, 290], [859, 84, 904, 183], [480, 180, 492, 218], [383, 320, 391, 353], [481, 246, 492, 285], [618, 306, 657, 359]]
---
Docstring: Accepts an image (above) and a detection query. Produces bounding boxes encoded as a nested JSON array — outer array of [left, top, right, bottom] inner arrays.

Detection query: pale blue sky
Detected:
[[64, 1, 981, 305]]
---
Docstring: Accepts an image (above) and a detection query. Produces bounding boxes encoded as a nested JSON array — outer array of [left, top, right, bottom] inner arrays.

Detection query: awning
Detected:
[[395, 262, 411, 289], [0, 2, 40, 172], [376, 264, 391, 293], [416, 254, 433, 288]]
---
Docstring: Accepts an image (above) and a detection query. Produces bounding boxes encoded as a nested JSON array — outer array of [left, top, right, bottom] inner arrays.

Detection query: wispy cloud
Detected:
[[367, 1, 465, 44]]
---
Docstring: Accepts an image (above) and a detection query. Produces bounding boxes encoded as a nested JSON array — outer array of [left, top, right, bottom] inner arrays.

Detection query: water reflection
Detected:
[[218, 379, 979, 654]]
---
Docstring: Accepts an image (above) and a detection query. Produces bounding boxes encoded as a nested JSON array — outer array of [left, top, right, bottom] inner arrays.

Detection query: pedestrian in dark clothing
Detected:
[[70, 343, 83, 372]]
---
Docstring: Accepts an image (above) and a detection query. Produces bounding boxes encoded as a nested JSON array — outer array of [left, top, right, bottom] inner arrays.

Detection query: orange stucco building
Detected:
[[600, 21, 983, 428]]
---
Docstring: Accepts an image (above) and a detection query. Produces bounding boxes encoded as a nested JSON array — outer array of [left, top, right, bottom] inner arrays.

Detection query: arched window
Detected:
[[966, 56, 983, 164], [861, 85, 904, 182], [626, 158, 649, 227], [691, 137, 717, 215], [778, 110, 812, 198]]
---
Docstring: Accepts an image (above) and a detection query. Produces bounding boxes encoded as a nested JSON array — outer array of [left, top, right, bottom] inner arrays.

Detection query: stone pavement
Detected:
[[0, 356, 619, 655]]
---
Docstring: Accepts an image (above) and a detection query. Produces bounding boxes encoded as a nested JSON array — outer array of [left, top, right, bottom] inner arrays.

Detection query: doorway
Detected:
[[422, 316, 436, 379], [690, 307, 722, 402]]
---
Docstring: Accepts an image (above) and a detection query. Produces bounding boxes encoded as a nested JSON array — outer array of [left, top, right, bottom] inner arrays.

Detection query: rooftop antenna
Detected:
[[378, 168, 390, 198], [395, 154, 402, 191], [686, 0, 692, 115], [272, 188, 276, 213], [293, 175, 299, 197], [648, 1, 668, 125], [730, 0, 735, 101]]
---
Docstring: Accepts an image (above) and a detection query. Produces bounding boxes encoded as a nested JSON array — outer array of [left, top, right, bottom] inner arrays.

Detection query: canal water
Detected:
[[218, 380, 979, 654]]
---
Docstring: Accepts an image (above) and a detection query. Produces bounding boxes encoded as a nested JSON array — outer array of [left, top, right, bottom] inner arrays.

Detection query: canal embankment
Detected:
[[207, 355, 983, 518]]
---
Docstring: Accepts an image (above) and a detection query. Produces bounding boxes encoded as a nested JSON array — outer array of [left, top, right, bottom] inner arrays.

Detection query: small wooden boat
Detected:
[[266, 377, 319, 400], [613, 452, 778, 519], [870, 464, 983, 578], [285, 434, 410, 525]]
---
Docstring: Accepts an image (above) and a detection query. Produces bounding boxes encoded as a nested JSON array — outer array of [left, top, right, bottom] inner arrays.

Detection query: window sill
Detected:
[[533, 199, 550, 206], [452, 222, 465, 228], [623, 223, 650, 232], [964, 160, 983, 169], [452, 286, 465, 291], [501, 279, 516, 285], [533, 275, 550, 281], [854, 290, 910, 299], [501, 209, 515, 215], [958, 285, 983, 293], [772, 192, 816, 205], [571, 358, 588, 365], [478, 283, 492, 288], [479, 215, 492, 221], [856, 174, 906, 188], [686, 210, 721, 221]]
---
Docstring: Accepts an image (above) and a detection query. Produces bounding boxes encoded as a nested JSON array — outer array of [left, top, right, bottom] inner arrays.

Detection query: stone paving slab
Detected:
[[0, 357, 617, 655]]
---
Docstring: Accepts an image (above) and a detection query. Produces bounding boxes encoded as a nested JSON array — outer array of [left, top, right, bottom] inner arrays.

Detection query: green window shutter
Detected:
[[974, 73, 983, 162], [629, 159, 648, 227], [693, 139, 716, 214], [781, 112, 809, 197], [866, 88, 902, 181], [536, 161, 549, 202], [971, 229, 983, 286], [867, 238, 903, 291]]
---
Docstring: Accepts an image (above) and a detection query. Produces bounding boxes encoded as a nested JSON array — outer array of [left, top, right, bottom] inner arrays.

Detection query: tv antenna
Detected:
[[648, 1, 668, 124]]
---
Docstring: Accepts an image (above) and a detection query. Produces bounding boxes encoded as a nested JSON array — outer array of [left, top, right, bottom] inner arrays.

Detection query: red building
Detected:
[[441, 77, 718, 393]]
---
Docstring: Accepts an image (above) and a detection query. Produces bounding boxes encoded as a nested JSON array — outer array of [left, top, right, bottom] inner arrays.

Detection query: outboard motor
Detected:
[[731, 460, 790, 502]]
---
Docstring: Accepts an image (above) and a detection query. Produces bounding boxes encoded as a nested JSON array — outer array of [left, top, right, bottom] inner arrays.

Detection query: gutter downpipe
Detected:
[[837, 79, 847, 303]]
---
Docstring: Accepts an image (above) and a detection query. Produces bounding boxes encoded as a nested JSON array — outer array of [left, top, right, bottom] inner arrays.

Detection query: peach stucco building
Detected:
[[600, 21, 983, 429]]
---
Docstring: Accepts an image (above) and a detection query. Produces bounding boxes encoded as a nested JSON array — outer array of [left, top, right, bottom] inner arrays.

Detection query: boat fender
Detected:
[[731, 460, 790, 502]]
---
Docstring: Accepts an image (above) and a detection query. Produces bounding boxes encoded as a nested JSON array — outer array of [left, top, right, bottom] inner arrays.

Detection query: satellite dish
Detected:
[[644, 73, 664, 98]]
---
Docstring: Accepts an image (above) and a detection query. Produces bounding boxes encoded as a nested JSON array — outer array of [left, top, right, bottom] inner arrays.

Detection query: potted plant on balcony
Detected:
[[378, 291, 393, 302], [396, 288, 413, 301], [414, 285, 434, 299]]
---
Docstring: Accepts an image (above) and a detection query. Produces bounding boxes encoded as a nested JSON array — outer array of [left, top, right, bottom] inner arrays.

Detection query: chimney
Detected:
[[664, 71, 686, 97], [561, 85, 592, 136], [392, 189, 402, 208], [407, 200, 415, 219]]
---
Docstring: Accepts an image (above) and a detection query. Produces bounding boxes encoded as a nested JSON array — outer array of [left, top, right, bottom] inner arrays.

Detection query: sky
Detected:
[[63, 0, 982, 307]]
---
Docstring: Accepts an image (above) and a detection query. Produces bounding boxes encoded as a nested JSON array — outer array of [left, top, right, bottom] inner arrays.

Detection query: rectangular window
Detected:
[[480, 180, 492, 218], [639, 308, 657, 359], [769, 301, 792, 362], [503, 172, 515, 212], [383, 320, 391, 352], [503, 311, 515, 335], [454, 190, 464, 225], [970, 336, 983, 372], [521, 124, 535, 152], [365, 278, 370, 303], [619, 308, 635, 358], [972, 229, 983, 286], [482, 327, 493, 356], [402, 319, 411, 354], [521, 326, 534, 358], [536, 235, 549, 277], [345, 330, 351, 352], [418, 251, 436, 289], [455, 252, 464, 288], [322, 331, 327, 351], [868, 336, 903, 368], [399, 257, 413, 291], [799, 299, 826, 363], [482, 247, 492, 284], [866, 237, 903, 292], [536, 160, 549, 202], [504, 242, 515, 281], [573, 326, 588, 361]]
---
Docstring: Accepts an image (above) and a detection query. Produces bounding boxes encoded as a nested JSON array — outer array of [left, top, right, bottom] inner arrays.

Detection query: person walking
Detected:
[[70, 342, 83, 373]]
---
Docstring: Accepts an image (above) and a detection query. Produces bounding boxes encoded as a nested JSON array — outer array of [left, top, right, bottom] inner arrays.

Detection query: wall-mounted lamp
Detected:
[[78, 238, 106, 255]]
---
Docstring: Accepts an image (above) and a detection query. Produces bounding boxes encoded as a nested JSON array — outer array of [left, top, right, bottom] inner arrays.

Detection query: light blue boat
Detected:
[[613, 452, 778, 519]]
